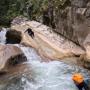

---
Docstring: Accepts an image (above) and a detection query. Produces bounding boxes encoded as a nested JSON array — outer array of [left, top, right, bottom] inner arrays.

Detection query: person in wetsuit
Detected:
[[76, 81, 89, 90], [72, 73, 89, 90], [24, 28, 34, 38]]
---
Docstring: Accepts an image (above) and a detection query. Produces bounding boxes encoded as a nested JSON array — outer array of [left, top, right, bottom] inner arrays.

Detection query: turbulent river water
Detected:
[[0, 29, 89, 90]]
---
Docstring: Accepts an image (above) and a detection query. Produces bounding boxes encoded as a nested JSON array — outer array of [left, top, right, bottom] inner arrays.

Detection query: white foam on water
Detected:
[[0, 28, 7, 44], [15, 45, 42, 62], [0, 42, 89, 90], [15, 46, 88, 90], [25, 61, 85, 90]]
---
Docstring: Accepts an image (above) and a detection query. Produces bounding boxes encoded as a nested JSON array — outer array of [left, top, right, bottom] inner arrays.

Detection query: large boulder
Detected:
[[6, 30, 22, 44], [0, 44, 27, 73], [11, 21, 85, 60], [55, 0, 90, 47]]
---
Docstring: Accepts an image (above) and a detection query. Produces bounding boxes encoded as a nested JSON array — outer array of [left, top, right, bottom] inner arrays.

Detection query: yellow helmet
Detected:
[[72, 73, 84, 84]]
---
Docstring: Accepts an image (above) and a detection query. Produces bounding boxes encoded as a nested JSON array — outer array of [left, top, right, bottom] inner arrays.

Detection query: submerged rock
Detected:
[[0, 44, 27, 73], [6, 30, 22, 44]]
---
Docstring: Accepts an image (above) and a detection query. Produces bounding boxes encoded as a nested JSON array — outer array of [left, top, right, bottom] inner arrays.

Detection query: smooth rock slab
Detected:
[[0, 44, 27, 72], [11, 21, 85, 60]]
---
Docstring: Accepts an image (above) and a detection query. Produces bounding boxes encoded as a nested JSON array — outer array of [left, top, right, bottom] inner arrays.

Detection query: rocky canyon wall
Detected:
[[55, 0, 90, 47]]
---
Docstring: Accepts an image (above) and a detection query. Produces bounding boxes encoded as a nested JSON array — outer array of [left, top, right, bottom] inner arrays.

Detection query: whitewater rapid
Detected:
[[5, 45, 87, 90], [0, 29, 89, 90]]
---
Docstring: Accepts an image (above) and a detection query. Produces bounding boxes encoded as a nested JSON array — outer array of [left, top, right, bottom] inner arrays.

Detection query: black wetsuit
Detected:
[[25, 28, 34, 38], [76, 81, 89, 90]]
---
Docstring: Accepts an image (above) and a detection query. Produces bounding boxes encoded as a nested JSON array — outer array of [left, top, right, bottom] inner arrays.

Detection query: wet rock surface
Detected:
[[0, 44, 27, 73], [6, 30, 22, 44]]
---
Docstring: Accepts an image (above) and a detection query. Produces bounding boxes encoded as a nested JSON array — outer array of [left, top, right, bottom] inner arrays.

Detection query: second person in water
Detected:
[[72, 73, 89, 90]]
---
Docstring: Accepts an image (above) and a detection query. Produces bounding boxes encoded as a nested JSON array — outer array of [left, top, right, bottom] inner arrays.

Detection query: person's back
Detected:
[[76, 81, 89, 90], [25, 28, 34, 38]]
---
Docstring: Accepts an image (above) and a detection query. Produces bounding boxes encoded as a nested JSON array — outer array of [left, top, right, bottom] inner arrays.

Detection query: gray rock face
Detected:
[[54, 0, 90, 69], [55, 0, 90, 47], [71, 0, 88, 7]]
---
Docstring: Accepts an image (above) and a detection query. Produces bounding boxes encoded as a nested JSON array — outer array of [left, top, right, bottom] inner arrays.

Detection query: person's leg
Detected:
[[83, 82, 89, 90], [76, 84, 83, 90], [32, 32, 34, 38], [28, 32, 33, 38]]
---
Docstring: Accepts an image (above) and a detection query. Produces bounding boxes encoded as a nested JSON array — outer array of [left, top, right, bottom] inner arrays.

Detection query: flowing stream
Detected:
[[0, 29, 89, 90]]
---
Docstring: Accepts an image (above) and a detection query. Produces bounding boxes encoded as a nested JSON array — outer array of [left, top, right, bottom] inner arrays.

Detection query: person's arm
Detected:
[[83, 82, 89, 90], [24, 29, 28, 33]]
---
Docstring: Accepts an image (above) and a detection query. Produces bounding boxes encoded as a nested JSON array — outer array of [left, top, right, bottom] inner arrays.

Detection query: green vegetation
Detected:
[[0, 0, 66, 26]]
